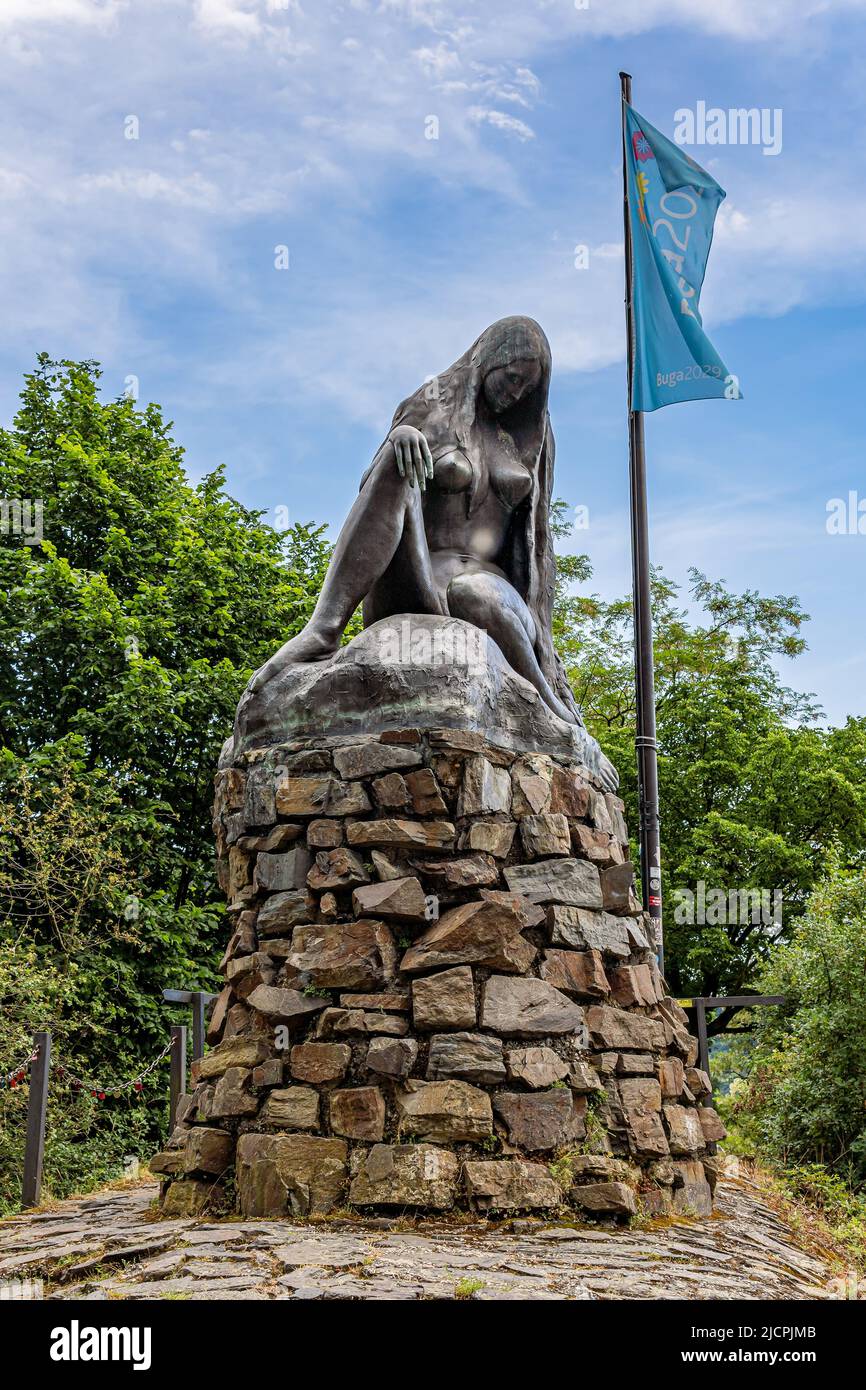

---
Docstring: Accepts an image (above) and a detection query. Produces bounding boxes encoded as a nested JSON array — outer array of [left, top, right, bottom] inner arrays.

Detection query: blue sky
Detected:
[[2, 0, 865, 723]]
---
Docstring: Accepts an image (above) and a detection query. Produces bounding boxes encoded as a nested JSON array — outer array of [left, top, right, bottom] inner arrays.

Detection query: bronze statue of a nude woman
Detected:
[[247, 316, 613, 788]]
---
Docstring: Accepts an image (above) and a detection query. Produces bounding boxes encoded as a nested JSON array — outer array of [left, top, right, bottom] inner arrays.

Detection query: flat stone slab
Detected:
[[0, 1171, 841, 1301]]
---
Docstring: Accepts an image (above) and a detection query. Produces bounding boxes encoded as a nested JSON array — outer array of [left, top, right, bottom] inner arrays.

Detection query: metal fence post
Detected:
[[695, 998, 711, 1104], [162, 988, 216, 1063], [22, 1031, 51, 1209], [169, 1025, 187, 1133], [191, 992, 207, 1063]]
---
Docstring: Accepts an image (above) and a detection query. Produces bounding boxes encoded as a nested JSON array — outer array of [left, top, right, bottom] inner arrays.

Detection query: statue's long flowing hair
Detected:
[[362, 315, 581, 724]]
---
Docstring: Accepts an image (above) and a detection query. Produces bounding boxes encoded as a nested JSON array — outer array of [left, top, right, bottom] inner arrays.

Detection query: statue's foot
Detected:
[[247, 627, 339, 694], [550, 711, 618, 793]]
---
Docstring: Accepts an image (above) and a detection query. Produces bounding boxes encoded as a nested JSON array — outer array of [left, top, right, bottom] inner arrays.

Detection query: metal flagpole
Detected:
[[619, 71, 664, 974]]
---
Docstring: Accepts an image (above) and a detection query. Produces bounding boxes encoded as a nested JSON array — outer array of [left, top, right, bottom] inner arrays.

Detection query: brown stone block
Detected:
[[350, 1143, 459, 1208], [411, 853, 499, 888], [519, 813, 571, 858], [307, 846, 370, 892], [671, 1158, 713, 1216], [236, 1133, 348, 1217], [247, 984, 328, 1027], [316, 1008, 409, 1038], [262, 1087, 320, 1130], [585, 1005, 663, 1052], [457, 755, 512, 816], [289, 919, 396, 990], [405, 768, 448, 815], [619, 1077, 662, 1114], [340, 991, 409, 1011], [196, 1036, 270, 1080], [540, 947, 610, 999], [504, 857, 603, 909], [698, 1107, 726, 1143], [626, 1111, 670, 1158], [412, 966, 476, 1030], [571, 1181, 636, 1216], [493, 1089, 574, 1152], [347, 819, 455, 852], [548, 766, 591, 819], [601, 862, 636, 915], [571, 823, 617, 865], [161, 1179, 217, 1217], [333, 744, 422, 779], [396, 1079, 493, 1143], [546, 905, 631, 957], [506, 1046, 571, 1090], [510, 755, 553, 817], [464, 821, 516, 858], [275, 775, 370, 818], [307, 819, 343, 848], [290, 1041, 352, 1085], [608, 963, 658, 1008], [366, 1036, 418, 1079], [329, 1086, 386, 1141], [352, 876, 428, 922], [426, 1032, 506, 1085], [401, 897, 536, 975], [463, 1160, 561, 1211], [211, 1066, 259, 1118], [256, 890, 312, 938], [659, 1057, 685, 1098], [663, 1103, 705, 1155], [481, 976, 585, 1037], [371, 772, 411, 810]]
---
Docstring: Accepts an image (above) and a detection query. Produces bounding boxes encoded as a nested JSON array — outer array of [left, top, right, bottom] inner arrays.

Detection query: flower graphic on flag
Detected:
[[635, 169, 650, 224], [632, 130, 654, 162]]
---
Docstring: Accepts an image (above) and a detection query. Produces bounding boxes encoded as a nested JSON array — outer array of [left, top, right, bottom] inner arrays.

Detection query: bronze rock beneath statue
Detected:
[[231, 613, 615, 786]]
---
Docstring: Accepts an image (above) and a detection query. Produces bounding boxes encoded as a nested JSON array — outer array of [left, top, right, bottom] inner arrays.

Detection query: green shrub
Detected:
[[732, 862, 866, 1187]]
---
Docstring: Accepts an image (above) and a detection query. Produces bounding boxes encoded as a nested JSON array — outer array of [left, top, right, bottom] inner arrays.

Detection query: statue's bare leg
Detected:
[[249, 444, 444, 691], [446, 571, 577, 725]]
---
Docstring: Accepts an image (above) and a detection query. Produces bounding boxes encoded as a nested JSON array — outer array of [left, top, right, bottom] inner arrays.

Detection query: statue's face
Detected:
[[483, 356, 542, 414]]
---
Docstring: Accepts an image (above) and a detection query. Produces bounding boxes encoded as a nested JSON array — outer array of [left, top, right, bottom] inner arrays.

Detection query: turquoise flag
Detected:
[[625, 104, 740, 412]]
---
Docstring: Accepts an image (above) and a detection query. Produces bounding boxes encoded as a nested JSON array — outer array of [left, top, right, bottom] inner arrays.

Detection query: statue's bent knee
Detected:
[[446, 572, 491, 620]]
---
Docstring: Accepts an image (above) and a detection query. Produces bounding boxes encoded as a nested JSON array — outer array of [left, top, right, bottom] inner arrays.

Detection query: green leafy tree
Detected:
[[0, 357, 338, 1202], [0, 753, 156, 1212], [552, 512, 866, 1005]]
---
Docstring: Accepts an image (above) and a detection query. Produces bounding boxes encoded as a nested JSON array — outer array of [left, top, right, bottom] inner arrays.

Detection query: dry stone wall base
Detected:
[[155, 728, 724, 1220]]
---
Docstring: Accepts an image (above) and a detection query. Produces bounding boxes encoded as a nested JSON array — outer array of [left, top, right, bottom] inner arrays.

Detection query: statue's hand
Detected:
[[389, 425, 433, 491]]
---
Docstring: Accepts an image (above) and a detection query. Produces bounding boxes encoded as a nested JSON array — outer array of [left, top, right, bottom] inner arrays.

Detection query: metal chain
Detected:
[[0, 1036, 176, 1095]]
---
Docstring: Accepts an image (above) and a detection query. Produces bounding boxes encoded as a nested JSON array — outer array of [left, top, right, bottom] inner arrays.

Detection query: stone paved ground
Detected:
[[0, 1170, 837, 1301]]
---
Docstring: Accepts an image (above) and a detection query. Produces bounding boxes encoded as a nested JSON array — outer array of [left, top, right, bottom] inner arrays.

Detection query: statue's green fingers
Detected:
[[420, 435, 434, 478], [411, 440, 426, 490], [394, 441, 405, 477], [403, 442, 415, 486]]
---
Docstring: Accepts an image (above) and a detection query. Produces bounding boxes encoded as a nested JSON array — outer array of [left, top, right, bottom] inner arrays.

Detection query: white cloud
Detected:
[[0, 0, 124, 26], [540, 0, 866, 43], [412, 42, 460, 79], [78, 169, 221, 208], [707, 186, 866, 322], [193, 0, 262, 37], [468, 107, 535, 140]]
